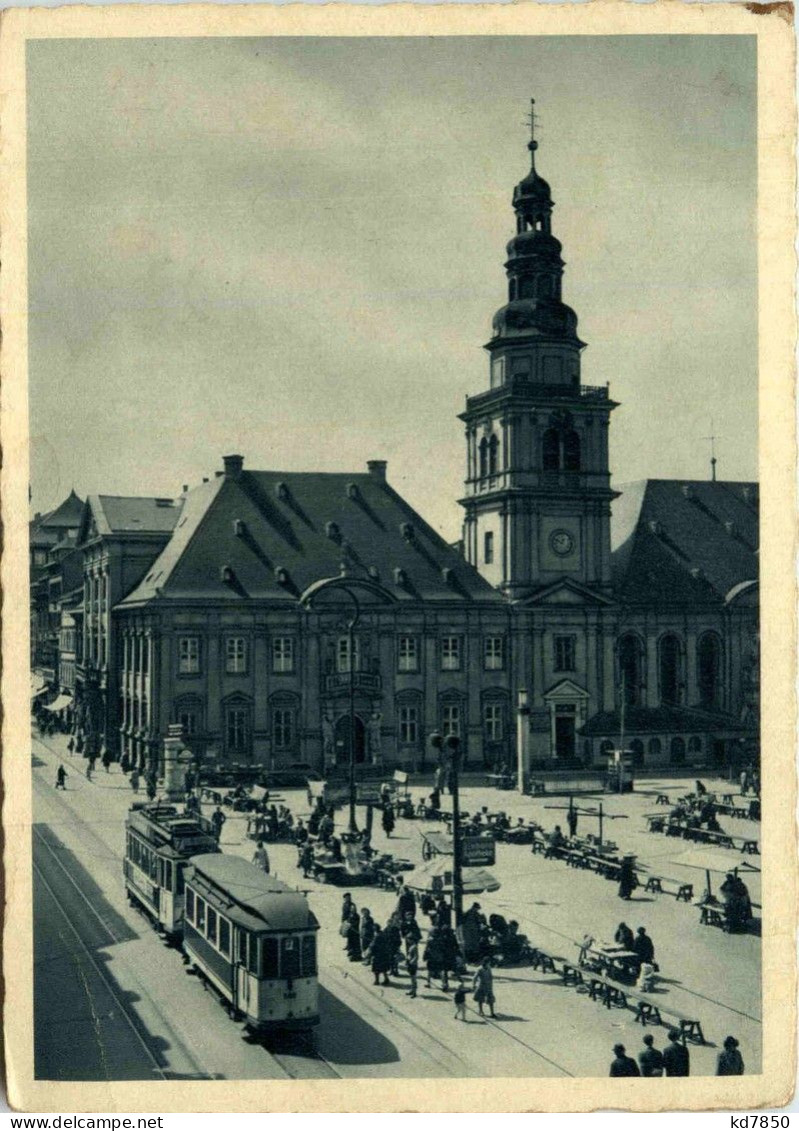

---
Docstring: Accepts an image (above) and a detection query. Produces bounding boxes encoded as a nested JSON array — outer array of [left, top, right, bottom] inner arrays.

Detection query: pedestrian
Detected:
[[395, 876, 416, 920], [609, 1043, 640, 1077], [716, 1035, 745, 1075], [146, 773, 157, 802], [130, 769, 140, 793], [382, 802, 395, 838], [405, 938, 418, 998], [434, 895, 452, 930], [300, 842, 314, 879], [401, 911, 422, 947], [67, 736, 75, 754], [424, 926, 445, 990], [252, 840, 270, 874], [739, 768, 749, 796], [385, 913, 402, 976], [638, 1034, 664, 1077], [85, 761, 93, 782], [614, 922, 635, 951], [370, 927, 392, 986], [439, 924, 460, 991], [472, 956, 496, 1018], [662, 1030, 690, 1077], [453, 979, 467, 1022], [360, 908, 377, 960], [567, 803, 578, 839], [345, 909, 362, 962], [120, 752, 130, 775], [633, 926, 655, 968], [55, 764, 67, 790], [341, 892, 355, 923], [102, 750, 112, 773], [618, 855, 637, 900], [211, 805, 226, 841]]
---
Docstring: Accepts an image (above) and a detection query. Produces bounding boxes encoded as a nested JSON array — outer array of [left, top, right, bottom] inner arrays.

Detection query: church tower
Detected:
[[460, 102, 618, 600]]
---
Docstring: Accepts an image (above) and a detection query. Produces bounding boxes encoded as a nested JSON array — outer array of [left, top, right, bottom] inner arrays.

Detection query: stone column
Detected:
[[516, 689, 531, 793], [162, 723, 187, 802]]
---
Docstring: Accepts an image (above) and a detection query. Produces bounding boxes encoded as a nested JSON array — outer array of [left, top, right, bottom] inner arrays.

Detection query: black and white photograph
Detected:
[[2, 4, 795, 1113]]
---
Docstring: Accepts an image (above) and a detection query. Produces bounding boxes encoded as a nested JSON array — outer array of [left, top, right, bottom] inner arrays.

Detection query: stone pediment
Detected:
[[544, 678, 590, 701], [518, 578, 614, 607]]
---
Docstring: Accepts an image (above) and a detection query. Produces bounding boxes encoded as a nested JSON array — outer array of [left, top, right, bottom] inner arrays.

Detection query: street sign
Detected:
[[356, 783, 384, 804], [460, 835, 496, 866]]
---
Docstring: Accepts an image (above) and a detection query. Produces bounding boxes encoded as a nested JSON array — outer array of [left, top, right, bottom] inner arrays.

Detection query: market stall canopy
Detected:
[[250, 785, 268, 803], [668, 847, 760, 898], [42, 693, 72, 713], [405, 857, 500, 895]]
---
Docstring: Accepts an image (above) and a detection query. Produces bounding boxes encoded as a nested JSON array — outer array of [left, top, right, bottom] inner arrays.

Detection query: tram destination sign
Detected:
[[460, 835, 496, 867]]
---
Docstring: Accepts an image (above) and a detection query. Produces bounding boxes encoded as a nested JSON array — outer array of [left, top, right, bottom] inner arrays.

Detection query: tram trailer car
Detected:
[[183, 853, 320, 1032], [124, 803, 219, 937]]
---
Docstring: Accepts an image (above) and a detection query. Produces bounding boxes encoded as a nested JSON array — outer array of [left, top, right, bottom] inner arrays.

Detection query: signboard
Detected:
[[356, 783, 384, 804], [460, 835, 496, 867]]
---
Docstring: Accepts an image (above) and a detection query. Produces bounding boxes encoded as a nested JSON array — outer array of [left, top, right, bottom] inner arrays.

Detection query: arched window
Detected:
[[648, 737, 662, 760], [658, 634, 682, 706], [618, 633, 645, 706], [563, 429, 581, 471], [478, 437, 488, 479], [542, 428, 560, 471], [629, 738, 645, 767], [670, 736, 686, 765], [688, 735, 703, 756], [269, 691, 300, 755], [697, 632, 722, 708], [488, 434, 499, 476], [222, 693, 252, 758]]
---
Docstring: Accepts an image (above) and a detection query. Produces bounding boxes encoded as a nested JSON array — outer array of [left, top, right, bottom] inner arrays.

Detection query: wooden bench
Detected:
[[655, 793, 670, 805], [646, 814, 667, 833], [679, 1018, 707, 1044], [531, 838, 546, 855], [740, 839, 759, 854], [561, 963, 584, 987], [645, 876, 663, 893], [530, 949, 557, 974], [676, 883, 694, 902], [587, 975, 629, 1010], [628, 992, 663, 1026], [700, 904, 727, 929]]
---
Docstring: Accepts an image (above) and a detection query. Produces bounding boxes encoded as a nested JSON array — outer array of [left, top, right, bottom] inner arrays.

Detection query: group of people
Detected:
[[337, 885, 499, 1019], [610, 1032, 744, 1077]]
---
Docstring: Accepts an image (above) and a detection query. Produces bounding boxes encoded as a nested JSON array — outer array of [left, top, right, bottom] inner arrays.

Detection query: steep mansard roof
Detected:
[[79, 494, 183, 542], [611, 479, 758, 607], [119, 469, 504, 607]]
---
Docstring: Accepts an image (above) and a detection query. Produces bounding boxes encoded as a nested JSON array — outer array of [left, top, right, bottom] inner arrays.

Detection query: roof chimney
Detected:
[[223, 454, 244, 480], [367, 460, 387, 481]]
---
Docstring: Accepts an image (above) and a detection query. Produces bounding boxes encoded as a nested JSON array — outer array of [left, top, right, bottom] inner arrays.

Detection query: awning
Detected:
[[667, 848, 760, 898], [250, 785, 268, 803], [405, 857, 501, 895], [43, 693, 72, 713]]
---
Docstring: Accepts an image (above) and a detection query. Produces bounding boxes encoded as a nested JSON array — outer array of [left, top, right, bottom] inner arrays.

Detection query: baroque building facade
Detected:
[[31, 111, 759, 775]]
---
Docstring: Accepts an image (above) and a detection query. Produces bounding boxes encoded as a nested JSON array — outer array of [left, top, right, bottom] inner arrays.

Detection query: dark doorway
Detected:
[[334, 714, 366, 765], [554, 710, 576, 760], [712, 739, 726, 768]]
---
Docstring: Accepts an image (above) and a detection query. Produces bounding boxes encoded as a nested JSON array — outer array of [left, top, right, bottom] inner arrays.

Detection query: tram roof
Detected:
[[127, 805, 218, 856], [187, 853, 318, 932]]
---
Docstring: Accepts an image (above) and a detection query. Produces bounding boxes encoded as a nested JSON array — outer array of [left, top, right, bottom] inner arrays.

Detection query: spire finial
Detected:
[[702, 419, 719, 482], [526, 98, 538, 156]]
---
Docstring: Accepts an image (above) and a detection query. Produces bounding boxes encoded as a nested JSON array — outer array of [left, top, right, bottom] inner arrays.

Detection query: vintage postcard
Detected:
[[1, 1, 795, 1113]]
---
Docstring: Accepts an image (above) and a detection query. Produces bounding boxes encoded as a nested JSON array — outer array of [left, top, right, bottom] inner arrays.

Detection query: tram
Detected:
[[183, 853, 320, 1033], [124, 803, 219, 937]]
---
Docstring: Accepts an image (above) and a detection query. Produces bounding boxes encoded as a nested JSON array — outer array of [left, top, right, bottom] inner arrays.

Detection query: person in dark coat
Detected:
[[567, 803, 578, 839], [300, 842, 314, 879], [211, 806, 226, 840], [439, 924, 460, 991], [341, 892, 355, 923], [360, 909, 377, 960], [401, 912, 422, 947], [424, 927, 445, 989], [609, 1044, 640, 1077], [395, 878, 416, 920], [618, 856, 637, 900], [385, 914, 402, 976], [370, 927, 392, 986], [55, 764, 67, 790], [638, 1034, 664, 1077], [614, 922, 635, 951], [434, 896, 452, 929], [405, 938, 419, 998], [633, 926, 655, 967], [382, 803, 395, 838], [663, 1031, 690, 1077], [716, 1035, 745, 1075], [345, 909, 362, 961]]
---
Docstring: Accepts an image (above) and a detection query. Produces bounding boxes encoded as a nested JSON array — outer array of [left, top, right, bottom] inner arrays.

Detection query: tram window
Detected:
[[149, 854, 158, 880], [218, 918, 231, 956], [261, 937, 279, 978], [281, 936, 300, 979], [196, 897, 206, 931], [247, 936, 259, 976], [207, 908, 217, 946], [301, 934, 317, 977], [185, 888, 195, 922], [176, 865, 185, 896], [164, 860, 173, 891], [237, 930, 248, 966]]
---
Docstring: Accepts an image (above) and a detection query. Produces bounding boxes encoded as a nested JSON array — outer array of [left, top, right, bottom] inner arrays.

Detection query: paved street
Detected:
[[31, 731, 761, 1081]]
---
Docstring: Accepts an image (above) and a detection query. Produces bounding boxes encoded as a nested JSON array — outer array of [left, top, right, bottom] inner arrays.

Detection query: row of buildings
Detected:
[[30, 116, 759, 776]]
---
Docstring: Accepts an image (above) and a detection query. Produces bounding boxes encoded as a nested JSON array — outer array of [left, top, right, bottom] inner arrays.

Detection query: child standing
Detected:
[[453, 980, 467, 1021]]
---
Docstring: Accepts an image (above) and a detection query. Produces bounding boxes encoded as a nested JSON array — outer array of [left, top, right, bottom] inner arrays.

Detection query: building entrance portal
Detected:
[[334, 714, 366, 765], [554, 710, 576, 761]]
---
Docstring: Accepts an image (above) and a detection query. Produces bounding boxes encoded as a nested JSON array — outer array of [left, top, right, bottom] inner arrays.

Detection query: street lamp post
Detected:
[[430, 730, 463, 929]]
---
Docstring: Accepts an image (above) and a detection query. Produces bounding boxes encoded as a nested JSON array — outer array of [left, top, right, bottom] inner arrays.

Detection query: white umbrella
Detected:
[[405, 857, 501, 895]]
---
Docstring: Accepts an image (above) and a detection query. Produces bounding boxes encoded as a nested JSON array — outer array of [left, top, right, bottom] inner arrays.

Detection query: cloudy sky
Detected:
[[27, 35, 757, 540]]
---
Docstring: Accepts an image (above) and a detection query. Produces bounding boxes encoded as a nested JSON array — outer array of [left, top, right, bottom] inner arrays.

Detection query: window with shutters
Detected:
[[397, 635, 419, 673], [483, 703, 503, 742], [178, 636, 200, 674], [484, 636, 504, 670], [226, 636, 248, 674], [554, 635, 576, 672], [441, 637, 461, 671], [272, 637, 295, 673]]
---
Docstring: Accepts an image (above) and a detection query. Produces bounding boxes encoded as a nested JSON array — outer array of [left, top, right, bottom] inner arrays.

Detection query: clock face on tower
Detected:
[[549, 529, 575, 557]]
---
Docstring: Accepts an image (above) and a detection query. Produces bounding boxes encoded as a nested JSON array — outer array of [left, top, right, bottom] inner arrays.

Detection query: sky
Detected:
[[27, 35, 757, 541]]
